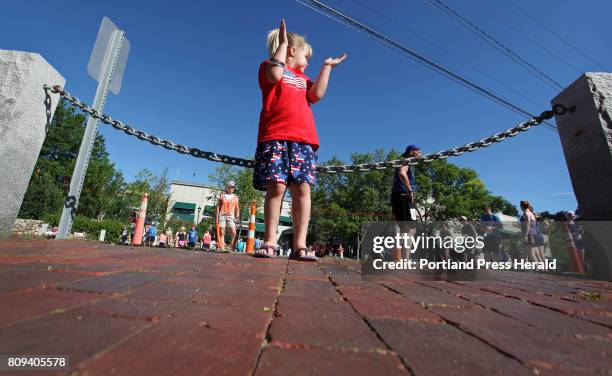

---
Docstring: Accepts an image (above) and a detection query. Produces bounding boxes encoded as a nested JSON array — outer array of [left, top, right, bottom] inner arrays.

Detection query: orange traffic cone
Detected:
[[563, 223, 584, 273], [246, 200, 257, 254], [132, 193, 148, 246]]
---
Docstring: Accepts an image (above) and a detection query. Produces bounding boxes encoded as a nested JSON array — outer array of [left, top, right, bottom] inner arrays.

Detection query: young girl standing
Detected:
[[253, 19, 347, 260]]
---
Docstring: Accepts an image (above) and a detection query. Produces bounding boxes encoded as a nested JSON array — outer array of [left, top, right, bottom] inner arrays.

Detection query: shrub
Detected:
[[196, 219, 212, 235], [42, 213, 125, 243], [42, 213, 60, 226]]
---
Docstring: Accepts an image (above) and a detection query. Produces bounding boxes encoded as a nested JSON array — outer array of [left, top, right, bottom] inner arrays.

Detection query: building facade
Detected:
[[165, 181, 293, 241]]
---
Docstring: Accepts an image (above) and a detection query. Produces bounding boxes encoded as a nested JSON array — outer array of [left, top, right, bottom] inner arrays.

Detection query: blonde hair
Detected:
[[267, 29, 313, 59]]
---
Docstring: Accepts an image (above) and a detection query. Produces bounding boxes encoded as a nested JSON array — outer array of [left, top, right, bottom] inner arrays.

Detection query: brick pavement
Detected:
[[0, 239, 610, 375]]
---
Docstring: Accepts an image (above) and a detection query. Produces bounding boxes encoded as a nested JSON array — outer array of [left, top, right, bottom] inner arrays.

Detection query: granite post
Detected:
[[0, 50, 65, 239], [552, 72, 612, 280]]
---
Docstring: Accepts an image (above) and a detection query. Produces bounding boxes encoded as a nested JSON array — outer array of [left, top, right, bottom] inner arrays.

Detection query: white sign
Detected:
[[87, 17, 130, 94]]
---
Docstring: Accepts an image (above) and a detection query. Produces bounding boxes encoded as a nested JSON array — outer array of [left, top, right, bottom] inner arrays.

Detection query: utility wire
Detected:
[[424, 0, 564, 90], [350, 0, 553, 124], [351, 0, 439, 54], [295, 0, 558, 131], [471, 0, 583, 74], [510, 0, 610, 72]]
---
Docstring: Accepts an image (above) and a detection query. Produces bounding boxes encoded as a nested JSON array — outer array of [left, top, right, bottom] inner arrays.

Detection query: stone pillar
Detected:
[[0, 50, 65, 239], [552, 72, 612, 280]]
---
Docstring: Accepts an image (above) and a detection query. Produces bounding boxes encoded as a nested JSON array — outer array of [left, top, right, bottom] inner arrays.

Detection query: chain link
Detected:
[[45, 85, 574, 174]]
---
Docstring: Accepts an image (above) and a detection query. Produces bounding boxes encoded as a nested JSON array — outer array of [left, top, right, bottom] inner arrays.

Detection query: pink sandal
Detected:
[[290, 247, 318, 262], [253, 244, 278, 258]]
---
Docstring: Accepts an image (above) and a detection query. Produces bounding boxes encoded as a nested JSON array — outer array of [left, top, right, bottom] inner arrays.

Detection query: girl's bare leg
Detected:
[[264, 182, 286, 246], [290, 183, 310, 250]]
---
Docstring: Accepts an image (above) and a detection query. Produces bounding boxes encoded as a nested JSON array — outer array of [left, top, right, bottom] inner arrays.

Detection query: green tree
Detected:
[[18, 172, 65, 219], [207, 164, 235, 188], [489, 195, 519, 217], [78, 158, 126, 220], [311, 149, 517, 250], [414, 161, 487, 220], [311, 150, 397, 246], [19, 99, 126, 220], [124, 168, 171, 224]]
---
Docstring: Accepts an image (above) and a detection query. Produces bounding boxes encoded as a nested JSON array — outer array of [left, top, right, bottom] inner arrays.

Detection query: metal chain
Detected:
[[45, 85, 574, 174], [46, 85, 256, 169]]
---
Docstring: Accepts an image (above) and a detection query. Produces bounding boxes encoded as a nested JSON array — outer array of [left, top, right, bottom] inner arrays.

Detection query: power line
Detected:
[[424, 0, 564, 90], [295, 0, 558, 132], [350, 0, 552, 123], [509, 0, 610, 72], [351, 0, 439, 53], [470, 0, 583, 75], [426, 0, 565, 90]]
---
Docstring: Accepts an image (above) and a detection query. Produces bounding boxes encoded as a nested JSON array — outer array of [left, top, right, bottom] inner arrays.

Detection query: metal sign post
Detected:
[[56, 17, 130, 239]]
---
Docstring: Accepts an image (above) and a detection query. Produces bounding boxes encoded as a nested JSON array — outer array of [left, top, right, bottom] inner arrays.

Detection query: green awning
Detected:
[[255, 223, 265, 232], [173, 202, 196, 210], [279, 215, 293, 225]]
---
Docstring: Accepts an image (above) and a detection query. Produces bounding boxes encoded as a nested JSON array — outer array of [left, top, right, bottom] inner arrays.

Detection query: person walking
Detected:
[[390, 144, 422, 260], [520, 201, 544, 263], [216, 181, 240, 251]]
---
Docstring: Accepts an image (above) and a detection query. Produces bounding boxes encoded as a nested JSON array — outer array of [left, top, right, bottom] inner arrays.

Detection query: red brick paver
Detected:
[[0, 240, 610, 375]]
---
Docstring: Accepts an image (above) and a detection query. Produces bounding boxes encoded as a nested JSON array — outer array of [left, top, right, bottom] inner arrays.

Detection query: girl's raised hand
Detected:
[[324, 53, 348, 67], [279, 19, 288, 45]]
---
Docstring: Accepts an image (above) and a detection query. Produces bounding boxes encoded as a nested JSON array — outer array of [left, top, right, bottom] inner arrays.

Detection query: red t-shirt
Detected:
[[257, 61, 319, 150]]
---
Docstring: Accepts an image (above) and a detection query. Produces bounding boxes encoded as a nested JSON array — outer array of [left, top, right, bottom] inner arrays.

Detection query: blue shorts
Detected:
[[253, 140, 317, 191]]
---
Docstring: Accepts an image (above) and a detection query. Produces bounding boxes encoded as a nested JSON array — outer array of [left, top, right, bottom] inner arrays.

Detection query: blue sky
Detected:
[[3, 0, 611, 213]]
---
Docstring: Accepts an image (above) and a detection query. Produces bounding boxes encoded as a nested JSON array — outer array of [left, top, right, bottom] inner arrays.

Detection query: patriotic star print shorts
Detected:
[[253, 140, 318, 191]]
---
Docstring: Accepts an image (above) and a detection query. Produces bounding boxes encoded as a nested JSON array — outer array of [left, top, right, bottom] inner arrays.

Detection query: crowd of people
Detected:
[[119, 214, 267, 254], [395, 200, 585, 271], [118, 195, 582, 269], [121, 223, 231, 251], [388, 143, 585, 270], [118, 216, 355, 260]]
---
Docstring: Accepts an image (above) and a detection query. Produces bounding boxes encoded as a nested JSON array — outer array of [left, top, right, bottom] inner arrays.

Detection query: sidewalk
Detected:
[[0, 239, 610, 375]]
